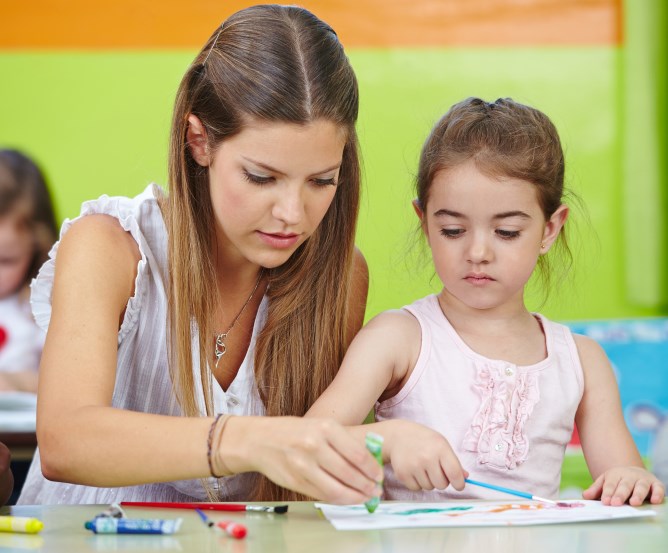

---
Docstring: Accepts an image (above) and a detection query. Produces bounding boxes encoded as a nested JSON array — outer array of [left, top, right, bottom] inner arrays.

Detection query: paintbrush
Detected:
[[121, 501, 288, 514], [465, 478, 570, 506]]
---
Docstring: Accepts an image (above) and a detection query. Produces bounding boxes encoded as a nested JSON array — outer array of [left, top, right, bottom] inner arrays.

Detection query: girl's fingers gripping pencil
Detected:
[[364, 432, 384, 513]]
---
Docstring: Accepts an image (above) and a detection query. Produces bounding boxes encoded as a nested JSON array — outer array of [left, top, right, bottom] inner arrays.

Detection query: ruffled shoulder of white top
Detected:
[[30, 184, 160, 344]]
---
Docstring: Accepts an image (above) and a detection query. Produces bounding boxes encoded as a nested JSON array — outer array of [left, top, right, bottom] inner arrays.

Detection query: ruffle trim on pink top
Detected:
[[462, 363, 540, 470]]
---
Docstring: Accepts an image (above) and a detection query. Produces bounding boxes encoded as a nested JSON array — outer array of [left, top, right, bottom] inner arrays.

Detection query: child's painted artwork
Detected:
[[315, 500, 655, 531]]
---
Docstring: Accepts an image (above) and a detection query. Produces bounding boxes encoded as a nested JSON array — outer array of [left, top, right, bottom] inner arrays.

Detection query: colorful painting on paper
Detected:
[[315, 500, 655, 531]]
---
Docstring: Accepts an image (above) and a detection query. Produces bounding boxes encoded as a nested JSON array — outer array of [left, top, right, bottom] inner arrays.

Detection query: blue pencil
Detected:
[[464, 478, 558, 504]]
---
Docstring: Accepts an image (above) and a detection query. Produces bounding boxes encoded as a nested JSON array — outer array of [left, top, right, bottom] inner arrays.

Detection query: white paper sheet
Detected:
[[315, 500, 656, 530]]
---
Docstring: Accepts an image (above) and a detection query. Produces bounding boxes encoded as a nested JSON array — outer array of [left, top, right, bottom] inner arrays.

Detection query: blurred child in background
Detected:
[[0, 149, 58, 392]]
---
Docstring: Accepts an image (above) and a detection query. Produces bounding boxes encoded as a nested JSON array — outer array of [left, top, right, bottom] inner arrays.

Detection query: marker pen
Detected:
[[0, 516, 44, 534], [364, 432, 384, 513], [84, 517, 182, 535]]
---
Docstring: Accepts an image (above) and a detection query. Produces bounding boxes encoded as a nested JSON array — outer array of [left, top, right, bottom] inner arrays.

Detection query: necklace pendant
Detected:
[[213, 269, 264, 369], [215, 333, 227, 368]]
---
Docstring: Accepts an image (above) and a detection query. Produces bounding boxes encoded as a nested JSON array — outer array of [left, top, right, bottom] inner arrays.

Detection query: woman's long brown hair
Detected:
[[161, 5, 361, 500]]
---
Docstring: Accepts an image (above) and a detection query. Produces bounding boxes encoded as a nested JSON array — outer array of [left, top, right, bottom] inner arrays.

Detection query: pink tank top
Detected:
[[375, 294, 584, 500]]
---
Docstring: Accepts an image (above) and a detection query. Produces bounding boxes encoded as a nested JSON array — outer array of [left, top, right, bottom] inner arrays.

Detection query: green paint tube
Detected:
[[364, 432, 384, 513]]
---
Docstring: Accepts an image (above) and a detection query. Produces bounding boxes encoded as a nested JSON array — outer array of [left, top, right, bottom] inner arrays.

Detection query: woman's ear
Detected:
[[541, 204, 569, 253], [186, 114, 210, 167]]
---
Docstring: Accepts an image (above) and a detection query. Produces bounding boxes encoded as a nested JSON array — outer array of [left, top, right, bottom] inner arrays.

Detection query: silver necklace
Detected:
[[214, 270, 263, 368]]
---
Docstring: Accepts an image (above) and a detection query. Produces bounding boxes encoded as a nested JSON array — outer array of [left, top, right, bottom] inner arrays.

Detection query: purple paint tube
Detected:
[[84, 517, 183, 534]]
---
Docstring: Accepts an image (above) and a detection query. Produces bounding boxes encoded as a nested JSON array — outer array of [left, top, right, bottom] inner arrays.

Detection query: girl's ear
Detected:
[[541, 204, 569, 254], [186, 114, 210, 167], [412, 199, 429, 237], [412, 198, 424, 220]]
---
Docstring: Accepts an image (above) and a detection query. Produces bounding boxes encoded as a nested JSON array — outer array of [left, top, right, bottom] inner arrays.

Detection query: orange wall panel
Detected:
[[1, 0, 621, 49]]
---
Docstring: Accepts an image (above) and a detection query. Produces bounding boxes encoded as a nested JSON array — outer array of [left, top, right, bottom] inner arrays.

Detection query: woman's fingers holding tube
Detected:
[[301, 418, 382, 502], [318, 419, 383, 481]]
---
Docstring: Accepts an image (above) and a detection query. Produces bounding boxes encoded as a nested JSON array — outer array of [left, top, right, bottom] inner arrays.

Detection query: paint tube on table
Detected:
[[364, 432, 384, 513], [84, 517, 183, 534]]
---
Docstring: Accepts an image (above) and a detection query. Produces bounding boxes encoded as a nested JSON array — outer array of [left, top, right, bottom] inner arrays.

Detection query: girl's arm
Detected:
[[307, 310, 418, 424], [36, 215, 381, 504], [308, 311, 466, 492], [574, 334, 665, 505]]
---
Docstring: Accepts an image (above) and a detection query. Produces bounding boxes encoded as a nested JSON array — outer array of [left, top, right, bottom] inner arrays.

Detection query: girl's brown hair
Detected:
[[416, 97, 572, 290], [0, 149, 58, 291], [160, 5, 360, 500]]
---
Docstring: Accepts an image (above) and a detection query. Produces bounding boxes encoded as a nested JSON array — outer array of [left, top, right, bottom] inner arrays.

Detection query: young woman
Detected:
[[18, 4, 382, 505]]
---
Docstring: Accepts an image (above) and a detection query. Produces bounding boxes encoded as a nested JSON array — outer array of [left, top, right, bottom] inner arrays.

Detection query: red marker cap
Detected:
[[217, 520, 247, 539]]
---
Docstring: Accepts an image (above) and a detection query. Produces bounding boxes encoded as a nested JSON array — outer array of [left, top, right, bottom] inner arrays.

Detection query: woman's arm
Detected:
[[575, 334, 665, 505], [36, 213, 213, 485], [37, 215, 381, 503]]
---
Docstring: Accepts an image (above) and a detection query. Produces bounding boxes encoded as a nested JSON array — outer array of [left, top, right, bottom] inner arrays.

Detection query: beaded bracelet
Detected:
[[207, 414, 232, 478], [206, 414, 224, 478]]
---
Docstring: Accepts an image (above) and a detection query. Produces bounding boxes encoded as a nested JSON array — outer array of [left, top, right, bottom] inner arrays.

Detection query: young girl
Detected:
[[17, 5, 382, 505], [308, 97, 665, 507], [0, 149, 58, 393]]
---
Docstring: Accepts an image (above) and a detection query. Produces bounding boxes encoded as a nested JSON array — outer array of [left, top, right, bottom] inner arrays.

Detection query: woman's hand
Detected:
[[217, 416, 383, 504], [583, 466, 665, 506], [380, 419, 467, 492]]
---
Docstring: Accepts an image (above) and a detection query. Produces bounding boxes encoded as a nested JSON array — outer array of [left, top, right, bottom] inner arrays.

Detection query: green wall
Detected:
[[353, 47, 631, 321], [1, 7, 665, 323]]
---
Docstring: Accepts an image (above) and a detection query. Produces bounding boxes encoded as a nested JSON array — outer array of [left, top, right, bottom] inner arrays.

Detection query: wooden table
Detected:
[[2, 500, 665, 552]]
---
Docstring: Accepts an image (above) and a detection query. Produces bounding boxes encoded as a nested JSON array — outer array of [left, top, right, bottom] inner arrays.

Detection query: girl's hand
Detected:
[[582, 466, 665, 506], [383, 420, 467, 492], [218, 416, 383, 504]]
